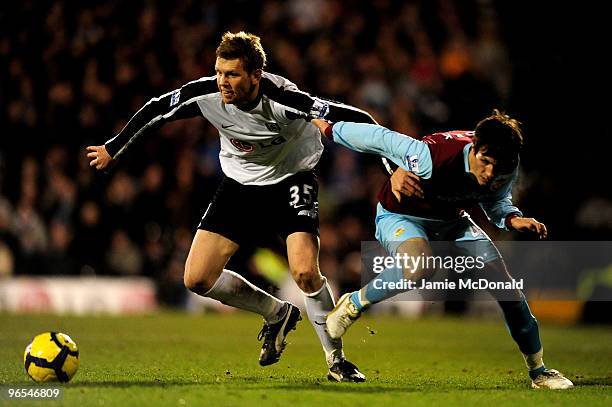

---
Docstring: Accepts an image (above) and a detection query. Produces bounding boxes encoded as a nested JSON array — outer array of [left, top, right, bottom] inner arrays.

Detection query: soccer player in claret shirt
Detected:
[[310, 111, 574, 389], [86, 32, 375, 382]]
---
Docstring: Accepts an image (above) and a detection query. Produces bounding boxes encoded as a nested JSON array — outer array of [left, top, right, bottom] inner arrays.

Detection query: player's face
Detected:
[[469, 148, 511, 187], [215, 58, 261, 107]]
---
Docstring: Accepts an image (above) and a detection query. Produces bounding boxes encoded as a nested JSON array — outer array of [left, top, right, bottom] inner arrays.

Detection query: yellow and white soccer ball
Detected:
[[24, 332, 79, 383]]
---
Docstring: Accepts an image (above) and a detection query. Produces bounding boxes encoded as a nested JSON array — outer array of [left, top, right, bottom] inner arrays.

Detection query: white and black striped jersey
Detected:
[[105, 72, 375, 185]]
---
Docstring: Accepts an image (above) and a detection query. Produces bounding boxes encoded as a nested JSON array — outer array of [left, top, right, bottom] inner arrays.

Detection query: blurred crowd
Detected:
[[1, 0, 610, 306]]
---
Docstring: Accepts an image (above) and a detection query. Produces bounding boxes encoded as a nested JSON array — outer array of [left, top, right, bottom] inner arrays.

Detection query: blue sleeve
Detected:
[[332, 122, 433, 178], [479, 168, 523, 230]]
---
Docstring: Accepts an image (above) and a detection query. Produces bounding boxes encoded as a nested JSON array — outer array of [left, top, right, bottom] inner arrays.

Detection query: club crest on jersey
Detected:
[[470, 225, 482, 237], [169, 90, 181, 107], [265, 122, 281, 132], [407, 155, 419, 172]]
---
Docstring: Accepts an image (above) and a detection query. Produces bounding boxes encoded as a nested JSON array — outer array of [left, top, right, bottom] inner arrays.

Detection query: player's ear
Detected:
[[251, 69, 263, 83]]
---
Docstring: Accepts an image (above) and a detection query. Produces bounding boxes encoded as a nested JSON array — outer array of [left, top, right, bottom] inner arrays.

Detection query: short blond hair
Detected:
[[216, 31, 267, 73]]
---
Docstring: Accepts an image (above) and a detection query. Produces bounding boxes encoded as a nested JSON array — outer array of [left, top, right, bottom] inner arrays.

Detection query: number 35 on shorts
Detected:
[[288, 184, 315, 208], [288, 184, 319, 219]]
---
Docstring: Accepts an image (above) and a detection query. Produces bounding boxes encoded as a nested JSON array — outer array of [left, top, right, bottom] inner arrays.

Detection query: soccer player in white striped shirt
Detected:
[[87, 31, 374, 382]]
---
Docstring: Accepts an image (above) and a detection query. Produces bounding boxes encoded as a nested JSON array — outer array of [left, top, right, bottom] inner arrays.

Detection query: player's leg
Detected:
[[455, 214, 573, 389], [188, 177, 297, 366], [326, 204, 436, 339], [277, 170, 364, 381], [286, 232, 334, 360], [184, 229, 287, 322], [285, 231, 365, 382], [482, 258, 573, 389]]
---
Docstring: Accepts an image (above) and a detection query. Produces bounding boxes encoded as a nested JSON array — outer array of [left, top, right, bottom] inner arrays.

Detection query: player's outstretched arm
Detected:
[[311, 119, 432, 179], [479, 170, 535, 233], [102, 77, 215, 162], [480, 173, 547, 238], [261, 75, 429, 200], [259, 76, 377, 125]]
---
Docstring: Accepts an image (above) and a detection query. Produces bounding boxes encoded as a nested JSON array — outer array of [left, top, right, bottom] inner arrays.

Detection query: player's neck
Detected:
[[467, 146, 475, 173], [235, 83, 261, 111]]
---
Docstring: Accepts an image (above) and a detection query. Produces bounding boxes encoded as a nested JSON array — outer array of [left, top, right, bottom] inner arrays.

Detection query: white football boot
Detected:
[[531, 369, 574, 389], [325, 293, 362, 339]]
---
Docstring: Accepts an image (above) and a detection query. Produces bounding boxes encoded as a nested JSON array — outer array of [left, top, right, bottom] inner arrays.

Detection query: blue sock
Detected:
[[500, 298, 542, 355], [499, 296, 546, 378], [349, 291, 364, 310], [350, 266, 406, 311], [529, 365, 546, 380]]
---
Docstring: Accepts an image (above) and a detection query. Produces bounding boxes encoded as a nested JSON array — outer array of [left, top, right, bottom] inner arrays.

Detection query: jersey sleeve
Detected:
[[104, 76, 217, 160], [259, 75, 376, 124], [478, 168, 523, 230], [331, 122, 433, 178]]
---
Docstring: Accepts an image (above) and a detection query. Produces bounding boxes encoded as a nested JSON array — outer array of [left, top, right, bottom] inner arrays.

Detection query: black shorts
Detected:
[[198, 170, 319, 245]]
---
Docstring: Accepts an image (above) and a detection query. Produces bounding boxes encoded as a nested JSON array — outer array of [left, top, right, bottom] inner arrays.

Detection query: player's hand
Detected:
[[391, 168, 424, 202], [310, 119, 331, 137], [86, 145, 113, 170], [509, 217, 548, 239]]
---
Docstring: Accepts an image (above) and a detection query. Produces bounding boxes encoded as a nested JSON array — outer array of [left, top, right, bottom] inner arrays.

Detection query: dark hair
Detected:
[[474, 109, 523, 172], [215, 31, 267, 73]]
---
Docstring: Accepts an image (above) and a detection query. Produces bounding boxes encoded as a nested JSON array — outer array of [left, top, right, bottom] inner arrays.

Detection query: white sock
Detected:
[[204, 269, 287, 323], [303, 277, 344, 367]]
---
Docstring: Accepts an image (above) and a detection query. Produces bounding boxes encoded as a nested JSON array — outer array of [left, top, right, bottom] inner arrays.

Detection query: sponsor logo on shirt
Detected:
[[229, 136, 288, 153], [230, 138, 255, 152]]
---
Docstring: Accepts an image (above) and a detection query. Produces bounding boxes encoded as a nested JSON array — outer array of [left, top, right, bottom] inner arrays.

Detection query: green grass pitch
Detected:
[[1, 312, 610, 406]]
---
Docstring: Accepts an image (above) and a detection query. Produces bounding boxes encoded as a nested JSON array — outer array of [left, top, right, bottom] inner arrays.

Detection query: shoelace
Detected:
[[257, 324, 271, 342]]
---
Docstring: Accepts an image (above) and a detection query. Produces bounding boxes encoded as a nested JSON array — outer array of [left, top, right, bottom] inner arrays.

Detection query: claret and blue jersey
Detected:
[[329, 121, 522, 258], [330, 122, 522, 228]]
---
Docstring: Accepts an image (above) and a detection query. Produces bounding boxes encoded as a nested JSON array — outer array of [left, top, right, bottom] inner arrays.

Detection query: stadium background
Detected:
[[0, 0, 609, 320]]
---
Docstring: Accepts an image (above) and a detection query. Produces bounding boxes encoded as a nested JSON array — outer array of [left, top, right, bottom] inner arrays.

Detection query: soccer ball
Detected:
[[24, 332, 80, 383]]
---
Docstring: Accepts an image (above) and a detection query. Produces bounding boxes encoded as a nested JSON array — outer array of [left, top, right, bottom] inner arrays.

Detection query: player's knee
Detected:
[[397, 238, 434, 281], [183, 274, 207, 295], [291, 265, 323, 293], [183, 263, 217, 295]]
